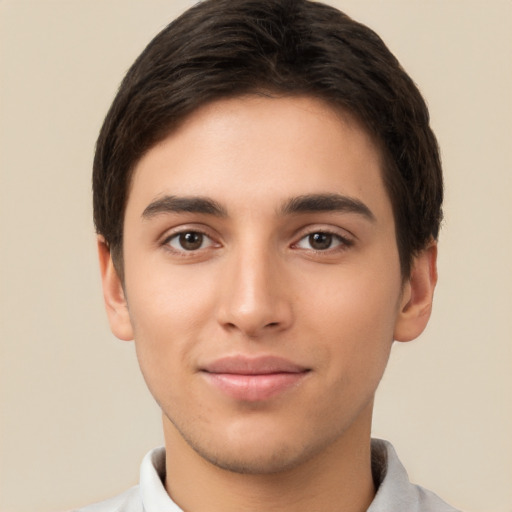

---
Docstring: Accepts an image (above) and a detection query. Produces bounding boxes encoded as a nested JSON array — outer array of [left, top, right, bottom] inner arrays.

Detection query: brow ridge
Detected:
[[142, 195, 227, 219], [280, 193, 375, 221], [142, 193, 375, 222]]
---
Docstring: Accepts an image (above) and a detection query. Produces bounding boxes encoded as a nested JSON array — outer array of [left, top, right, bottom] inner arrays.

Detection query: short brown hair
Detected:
[[93, 0, 442, 277]]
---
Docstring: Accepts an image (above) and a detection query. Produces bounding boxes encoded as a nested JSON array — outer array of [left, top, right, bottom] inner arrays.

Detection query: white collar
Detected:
[[138, 439, 458, 512]]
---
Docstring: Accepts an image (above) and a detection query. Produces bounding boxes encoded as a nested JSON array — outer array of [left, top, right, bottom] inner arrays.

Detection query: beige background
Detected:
[[1, 1, 511, 511]]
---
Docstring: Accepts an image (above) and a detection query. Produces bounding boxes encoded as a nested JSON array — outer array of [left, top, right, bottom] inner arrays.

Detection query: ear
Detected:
[[97, 236, 134, 341], [393, 242, 438, 342]]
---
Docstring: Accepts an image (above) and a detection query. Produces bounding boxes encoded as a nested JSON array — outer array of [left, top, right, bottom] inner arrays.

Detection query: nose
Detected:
[[216, 246, 294, 338]]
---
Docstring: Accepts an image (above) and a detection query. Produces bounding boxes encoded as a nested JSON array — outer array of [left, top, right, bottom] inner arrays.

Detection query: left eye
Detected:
[[296, 232, 346, 251], [166, 231, 213, 251]]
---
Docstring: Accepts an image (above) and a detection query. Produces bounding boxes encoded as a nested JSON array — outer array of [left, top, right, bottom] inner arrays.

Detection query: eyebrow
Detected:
[[142, 195, 227, 219], [141, 192, 375, 222], [280, 193, 376, 221]]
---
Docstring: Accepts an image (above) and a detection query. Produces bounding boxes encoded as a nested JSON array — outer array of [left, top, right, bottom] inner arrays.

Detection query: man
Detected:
[[81, 0, 458, 510]]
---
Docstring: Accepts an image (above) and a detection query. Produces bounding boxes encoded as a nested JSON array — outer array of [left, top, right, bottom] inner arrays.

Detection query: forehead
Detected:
[[127, 95, 390, 220]]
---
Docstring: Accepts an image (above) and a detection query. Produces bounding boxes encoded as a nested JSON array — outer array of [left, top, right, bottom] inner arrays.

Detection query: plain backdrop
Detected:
[[1, 1, 511, 511]]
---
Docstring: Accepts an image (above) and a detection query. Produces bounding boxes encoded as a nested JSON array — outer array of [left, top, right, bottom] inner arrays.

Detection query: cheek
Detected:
[[126, 256, 218, 329], [303, 259, 401, 334], [301, 258, 402, 381], [124, 262, 219, 389]]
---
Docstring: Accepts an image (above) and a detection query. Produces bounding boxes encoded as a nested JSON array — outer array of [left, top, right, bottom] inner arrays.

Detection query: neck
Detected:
[[163, 404, 376, 512]]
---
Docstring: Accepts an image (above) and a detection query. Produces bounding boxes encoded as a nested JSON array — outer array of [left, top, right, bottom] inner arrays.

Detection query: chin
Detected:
[[171, 414, 338, 476], [193, 440, 319, 475]]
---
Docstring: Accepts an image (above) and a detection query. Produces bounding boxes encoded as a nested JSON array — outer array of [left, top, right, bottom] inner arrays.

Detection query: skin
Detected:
[[98, 95, 437, 512]]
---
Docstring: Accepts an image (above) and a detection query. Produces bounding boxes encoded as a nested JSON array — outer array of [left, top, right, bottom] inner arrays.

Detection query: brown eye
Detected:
[[295, 231, 350, 252], [179, 232, 203, 250], [308, 232, 333, 250], [167, 231, 211, 251]]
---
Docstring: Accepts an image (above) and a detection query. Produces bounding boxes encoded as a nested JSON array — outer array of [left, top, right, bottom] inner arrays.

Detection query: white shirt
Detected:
[[75, 439, 460, 512]]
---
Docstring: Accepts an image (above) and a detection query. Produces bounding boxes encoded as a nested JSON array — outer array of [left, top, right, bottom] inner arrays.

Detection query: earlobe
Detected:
[[97, 236, 134, 341], [393, 242, 438, 342]]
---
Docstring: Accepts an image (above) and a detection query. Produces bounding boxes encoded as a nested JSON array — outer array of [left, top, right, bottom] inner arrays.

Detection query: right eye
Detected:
[[165, 231, 214, 252]]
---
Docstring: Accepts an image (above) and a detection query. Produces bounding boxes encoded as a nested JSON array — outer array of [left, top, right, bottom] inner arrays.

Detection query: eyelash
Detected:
[[163, 229, 217, 255], [161, 228, 354, 256], [293, 230, 354, 252]]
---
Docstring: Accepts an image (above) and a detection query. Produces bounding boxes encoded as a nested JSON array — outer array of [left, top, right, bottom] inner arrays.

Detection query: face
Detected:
[[100, 95, 434, 474]]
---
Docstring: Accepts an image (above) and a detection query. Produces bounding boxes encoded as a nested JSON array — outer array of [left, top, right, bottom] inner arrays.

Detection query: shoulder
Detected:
[[369, 439, 462, 512], [412, 485, 462, 512], [74, 486, 142, 512], [73, 446, 174, 512]]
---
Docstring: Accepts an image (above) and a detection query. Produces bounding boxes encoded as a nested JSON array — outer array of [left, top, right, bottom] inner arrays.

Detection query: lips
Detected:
[[200, 355, 310, 402]]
